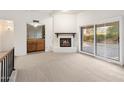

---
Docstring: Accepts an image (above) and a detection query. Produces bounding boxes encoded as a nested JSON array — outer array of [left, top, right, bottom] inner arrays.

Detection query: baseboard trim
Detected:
[[9, 70, 17, 82]]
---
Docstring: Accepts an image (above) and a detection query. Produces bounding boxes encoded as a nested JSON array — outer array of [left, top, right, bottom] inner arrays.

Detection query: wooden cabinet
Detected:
[[27, 39, 45, 53], [36, 39, 45, 51], [27, 24, 45, 53]]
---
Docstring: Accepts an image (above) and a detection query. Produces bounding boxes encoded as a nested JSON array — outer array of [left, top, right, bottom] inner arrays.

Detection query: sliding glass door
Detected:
[[81, 26, 94, 54], [81, 21, 119, 61], [96, 22, 119, 61]]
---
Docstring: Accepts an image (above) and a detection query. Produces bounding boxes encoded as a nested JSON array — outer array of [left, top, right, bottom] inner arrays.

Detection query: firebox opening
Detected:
[[60, 38, 71, 47]]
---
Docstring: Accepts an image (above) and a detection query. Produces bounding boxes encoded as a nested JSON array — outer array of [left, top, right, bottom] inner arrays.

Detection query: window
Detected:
[[81, 21, 119, 61], [81, 25, 94, 54]]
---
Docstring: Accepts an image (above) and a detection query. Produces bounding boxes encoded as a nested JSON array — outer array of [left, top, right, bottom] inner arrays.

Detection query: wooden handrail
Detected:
[[0, 48, 14, 62]]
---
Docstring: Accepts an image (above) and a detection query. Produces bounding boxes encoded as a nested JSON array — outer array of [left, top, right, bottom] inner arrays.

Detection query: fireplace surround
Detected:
[[53, 33, 77, 52]]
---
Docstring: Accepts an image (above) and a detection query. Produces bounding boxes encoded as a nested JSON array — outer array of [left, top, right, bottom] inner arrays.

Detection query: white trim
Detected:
[[79, 51, 121, 65], [93, 25, 96, 56], [79, 51, 94, 56], [9, 70, 17, 82]]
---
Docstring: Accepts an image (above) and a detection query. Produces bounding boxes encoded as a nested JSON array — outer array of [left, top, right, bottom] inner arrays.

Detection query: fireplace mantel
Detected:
[[55, 32, 76, 38]]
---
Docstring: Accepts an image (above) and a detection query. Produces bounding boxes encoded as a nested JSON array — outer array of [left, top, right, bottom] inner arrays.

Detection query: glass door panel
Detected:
[[96, 22, 119, 61], [81, 26, 94, 54]]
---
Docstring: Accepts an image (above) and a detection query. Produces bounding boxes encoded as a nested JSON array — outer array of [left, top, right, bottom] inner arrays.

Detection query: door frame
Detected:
[[26, 23, 46, 53]]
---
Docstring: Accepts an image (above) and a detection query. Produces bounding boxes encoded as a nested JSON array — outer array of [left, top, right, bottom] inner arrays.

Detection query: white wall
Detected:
[[0, 10, 51, 56], [77, 10, 124, 25], [53, 14, 77, 33], [41, 17, 53, 52], [77, 10, 124, 65], [0, 35, 1, 51], [0, 20, 14, 51], [0, 21, 3, 51]]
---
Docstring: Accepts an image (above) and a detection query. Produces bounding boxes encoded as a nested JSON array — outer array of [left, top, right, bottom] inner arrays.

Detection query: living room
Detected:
[[2, 0, 124, 92], [1, 10, 124, 82]]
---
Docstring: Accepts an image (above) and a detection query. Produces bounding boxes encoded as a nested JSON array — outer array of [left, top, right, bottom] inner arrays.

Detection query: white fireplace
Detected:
[[53, 33, 77, 53]]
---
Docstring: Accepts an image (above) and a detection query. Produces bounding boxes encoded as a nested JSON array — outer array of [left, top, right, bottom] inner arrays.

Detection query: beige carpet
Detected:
[[15, 52, 124, 82]]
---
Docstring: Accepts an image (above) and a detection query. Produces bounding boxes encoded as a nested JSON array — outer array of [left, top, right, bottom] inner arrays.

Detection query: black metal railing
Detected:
[[0, 48, 15, 82]]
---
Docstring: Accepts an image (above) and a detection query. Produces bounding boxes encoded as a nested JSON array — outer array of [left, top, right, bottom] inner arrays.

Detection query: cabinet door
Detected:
[[27, 40, 36, 52], [36, 39, 45, 51]]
